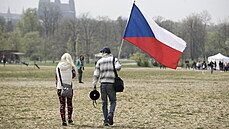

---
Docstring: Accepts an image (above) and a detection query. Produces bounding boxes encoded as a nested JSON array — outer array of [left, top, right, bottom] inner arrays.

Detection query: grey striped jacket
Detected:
[[93, 54, 121, 87]]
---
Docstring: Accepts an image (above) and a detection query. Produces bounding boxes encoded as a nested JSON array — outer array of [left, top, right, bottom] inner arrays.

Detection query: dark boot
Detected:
[[108, 113, 114, 125], [68, 119, 74, 125], [62, 122, 67, 126]]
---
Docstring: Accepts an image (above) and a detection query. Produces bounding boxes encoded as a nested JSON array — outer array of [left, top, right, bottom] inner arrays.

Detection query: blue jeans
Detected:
[[78, 68, 83, 82], [100, 83, 116, 123]]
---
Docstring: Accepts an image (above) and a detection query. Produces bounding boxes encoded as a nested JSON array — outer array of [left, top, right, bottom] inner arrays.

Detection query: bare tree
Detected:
[[78, 13, 98, 63], [199, 10, 211, 59], [182, 13, 208, 61], [38, 3, 62, 62], [206, 22, 229, 56], [39, 3, 62, 38], [66, 18, 79, 61]]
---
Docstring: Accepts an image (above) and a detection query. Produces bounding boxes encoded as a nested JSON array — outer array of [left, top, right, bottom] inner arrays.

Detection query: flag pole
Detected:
[[118, 39, 124, 60], [117, 1, 135, 60]]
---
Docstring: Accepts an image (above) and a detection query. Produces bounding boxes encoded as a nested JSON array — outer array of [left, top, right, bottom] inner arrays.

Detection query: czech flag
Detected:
[[123, 3, 186, 69]]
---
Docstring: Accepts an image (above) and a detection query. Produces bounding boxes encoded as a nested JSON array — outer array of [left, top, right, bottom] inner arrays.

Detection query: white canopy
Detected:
[[208, 53, 229, 70]]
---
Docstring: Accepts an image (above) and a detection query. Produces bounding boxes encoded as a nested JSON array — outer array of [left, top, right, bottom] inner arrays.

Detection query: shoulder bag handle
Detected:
[[58, 67, 72, 88], [113, 57, 118, 77], [58, 68, 63, 86]]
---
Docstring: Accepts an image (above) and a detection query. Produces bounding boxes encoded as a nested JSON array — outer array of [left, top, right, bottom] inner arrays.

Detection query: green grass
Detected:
[[0, 64, 228, 128]]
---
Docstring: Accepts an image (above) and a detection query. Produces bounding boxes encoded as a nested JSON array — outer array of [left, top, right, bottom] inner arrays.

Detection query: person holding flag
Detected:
[[92, 46, 121, 126]]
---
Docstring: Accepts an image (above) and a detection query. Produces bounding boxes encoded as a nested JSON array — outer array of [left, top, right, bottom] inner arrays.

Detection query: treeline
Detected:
[[0, 8, 228, 64]]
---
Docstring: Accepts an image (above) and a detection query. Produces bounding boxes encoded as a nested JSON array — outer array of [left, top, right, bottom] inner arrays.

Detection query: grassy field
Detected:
[[0, 64, 228, 129]]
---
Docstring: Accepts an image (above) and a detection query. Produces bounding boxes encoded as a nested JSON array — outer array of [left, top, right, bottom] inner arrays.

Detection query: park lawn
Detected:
[[0, 64, 228, 129]]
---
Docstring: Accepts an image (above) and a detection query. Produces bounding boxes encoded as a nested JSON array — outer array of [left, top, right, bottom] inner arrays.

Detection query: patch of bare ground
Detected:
[[0, 65, 228, 128]]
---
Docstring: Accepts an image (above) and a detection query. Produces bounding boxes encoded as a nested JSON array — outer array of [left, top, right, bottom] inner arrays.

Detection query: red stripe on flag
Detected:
[[124, 37, 182, 69]]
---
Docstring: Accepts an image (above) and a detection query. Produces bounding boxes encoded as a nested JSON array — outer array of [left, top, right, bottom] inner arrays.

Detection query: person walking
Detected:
[[92, 46, 121, 126], [55, 53, 76, 126], [209, 61, 214, 74], [3, 55, 6, 67], [76, 55, 84, 83], [191, 61, 197, 70], [201, 61, 207, 74], [224, 62, 228, 72], [219, 61, 223, 71]]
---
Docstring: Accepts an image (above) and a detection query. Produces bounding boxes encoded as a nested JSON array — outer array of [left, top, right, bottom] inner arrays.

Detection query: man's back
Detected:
[[93, 54, 115, 85]]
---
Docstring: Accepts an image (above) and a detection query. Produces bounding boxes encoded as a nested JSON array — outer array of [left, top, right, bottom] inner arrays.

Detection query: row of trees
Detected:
[[0, 8, 228, 64]]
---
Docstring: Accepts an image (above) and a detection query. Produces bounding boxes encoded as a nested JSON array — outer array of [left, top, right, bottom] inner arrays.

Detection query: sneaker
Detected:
[[62, 122, 67, 126], [104, 123, 109, 126], [68, 119, 74, 125], [108, 113, 113, 125]]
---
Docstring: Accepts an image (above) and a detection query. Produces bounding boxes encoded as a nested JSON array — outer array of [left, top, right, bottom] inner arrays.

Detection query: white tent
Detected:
[[208, 53, 229, 70]]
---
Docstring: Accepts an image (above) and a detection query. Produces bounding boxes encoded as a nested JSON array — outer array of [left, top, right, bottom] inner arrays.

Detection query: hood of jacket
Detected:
[[58, 61, 72, 71]]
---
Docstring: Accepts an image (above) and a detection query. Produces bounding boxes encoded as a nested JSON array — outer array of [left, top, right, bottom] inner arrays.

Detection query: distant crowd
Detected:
[[1, 54, 229, 73], [185, 60, 229, 72]]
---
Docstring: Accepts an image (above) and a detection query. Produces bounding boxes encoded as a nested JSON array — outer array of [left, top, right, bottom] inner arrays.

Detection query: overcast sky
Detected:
[[0, 0, 229, 24]]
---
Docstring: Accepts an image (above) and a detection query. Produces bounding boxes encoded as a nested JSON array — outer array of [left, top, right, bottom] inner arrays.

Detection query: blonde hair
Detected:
[[61, 53, 75, 68]]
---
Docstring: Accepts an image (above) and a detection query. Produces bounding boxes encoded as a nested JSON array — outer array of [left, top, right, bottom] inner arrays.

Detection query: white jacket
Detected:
[[56, 61, 74, 89]]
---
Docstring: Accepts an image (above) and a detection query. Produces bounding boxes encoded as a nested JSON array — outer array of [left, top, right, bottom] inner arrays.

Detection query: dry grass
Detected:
[[0, 65, 228, 129]]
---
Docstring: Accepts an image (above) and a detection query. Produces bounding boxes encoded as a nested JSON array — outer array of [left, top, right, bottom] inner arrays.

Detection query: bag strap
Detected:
[[58, 68, 63, 86], [93, 100, 97, 108], [112, 57, 118, 77], [58, 67, 73, 88]]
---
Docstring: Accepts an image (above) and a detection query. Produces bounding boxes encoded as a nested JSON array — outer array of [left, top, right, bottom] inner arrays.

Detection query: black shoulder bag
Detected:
[[58, 68, 73, 97], [112, 57, 124, 92]]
